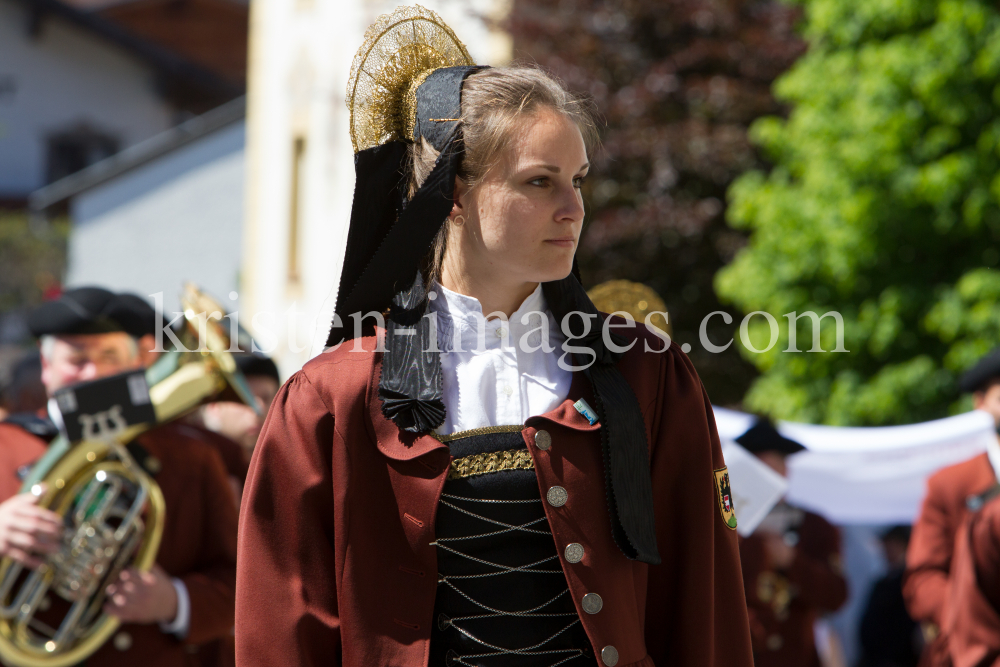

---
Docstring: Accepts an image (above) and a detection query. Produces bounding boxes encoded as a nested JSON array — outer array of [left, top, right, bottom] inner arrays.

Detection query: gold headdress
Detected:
[[588, 280, 672, 336], [347, 5, 474, 153]]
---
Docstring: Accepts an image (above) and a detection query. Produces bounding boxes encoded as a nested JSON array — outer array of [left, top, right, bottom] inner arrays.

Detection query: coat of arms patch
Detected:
[[714, 467, 738, 530]]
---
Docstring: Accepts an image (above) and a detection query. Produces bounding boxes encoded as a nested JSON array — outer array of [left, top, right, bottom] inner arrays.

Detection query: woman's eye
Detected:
[[573, 176, 587, 188], [528, 177, 548, 187]]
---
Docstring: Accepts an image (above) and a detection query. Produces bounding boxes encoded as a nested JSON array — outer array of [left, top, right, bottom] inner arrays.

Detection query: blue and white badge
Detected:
[[573, 398, 599, 425]]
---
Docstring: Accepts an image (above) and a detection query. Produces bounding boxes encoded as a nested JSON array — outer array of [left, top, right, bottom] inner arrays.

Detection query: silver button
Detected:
[[581, 592, 603, 614], [534, 430, 552, 450], [113, 631, 132, 651], [564, 543, 584, 563], [496, 327, 507, 337], [546, 486, 568, 507], [601, 645, 620, 666]]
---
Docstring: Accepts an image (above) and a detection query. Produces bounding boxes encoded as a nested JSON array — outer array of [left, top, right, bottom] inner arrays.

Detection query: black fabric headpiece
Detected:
[[959, 347, 1000, 394], [735, 419, 805, 456], [328, 64, 661, 565], [29, 287, 158, 339]]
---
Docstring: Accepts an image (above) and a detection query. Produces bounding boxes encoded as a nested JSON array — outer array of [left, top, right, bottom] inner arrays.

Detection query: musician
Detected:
[[0, 287, 238, 667], [236, 7, 752, 667], [735, 420, 848, 667], [905, 348, 1000, 667]]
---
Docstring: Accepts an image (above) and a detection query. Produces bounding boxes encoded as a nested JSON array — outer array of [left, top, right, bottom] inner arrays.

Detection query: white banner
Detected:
[[713, 407, 996, 524]]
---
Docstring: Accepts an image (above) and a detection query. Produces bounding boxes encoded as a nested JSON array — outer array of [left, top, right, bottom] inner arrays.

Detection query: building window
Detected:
[[288, 135, 306, 284], [46, 126, 119, 184]]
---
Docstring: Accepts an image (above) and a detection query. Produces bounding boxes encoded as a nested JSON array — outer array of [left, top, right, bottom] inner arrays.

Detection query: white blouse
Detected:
[[429, 282, 573, 435]]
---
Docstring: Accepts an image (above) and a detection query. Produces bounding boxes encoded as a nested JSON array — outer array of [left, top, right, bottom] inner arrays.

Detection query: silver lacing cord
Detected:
[[435, 494, 585, 667]]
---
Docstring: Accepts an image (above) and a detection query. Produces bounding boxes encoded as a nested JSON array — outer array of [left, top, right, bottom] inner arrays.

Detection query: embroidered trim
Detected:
[[433, 424, 524, 442], [448, 448, 535, 480]]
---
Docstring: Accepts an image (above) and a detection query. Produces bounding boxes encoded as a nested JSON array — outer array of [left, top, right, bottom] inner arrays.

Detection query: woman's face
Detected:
[[453, 107, 589, 287]]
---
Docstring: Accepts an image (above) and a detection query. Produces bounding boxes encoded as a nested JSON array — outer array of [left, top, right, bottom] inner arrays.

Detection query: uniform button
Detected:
[[581, 592, 603, 614], [564, 543, 585, 563], [546, 486, 568, 507], [502, 385, 513, 396], [534, 430, 552, 450], [496, 327, 507, 337], [601, 645, 620, 666], [145, 456, 162, 475], [113, 631, 132, 651], [767, 633, 783, 651]]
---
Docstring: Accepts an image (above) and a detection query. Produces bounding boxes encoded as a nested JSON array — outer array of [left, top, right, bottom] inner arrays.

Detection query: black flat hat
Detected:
[[959, 347, 1000, 393], [736, 419, 806, 456], [28, 287, 156, 339]]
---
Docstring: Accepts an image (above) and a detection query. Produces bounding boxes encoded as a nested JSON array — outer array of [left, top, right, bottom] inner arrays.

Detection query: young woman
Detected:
[[235, 7, 752, 667]]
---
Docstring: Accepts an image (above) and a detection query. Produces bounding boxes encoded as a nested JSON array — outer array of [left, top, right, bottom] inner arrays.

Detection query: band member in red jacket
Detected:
[[736, 419, 848, 667], [0, 287, 238, 667], [905, 348, 1000, 667]]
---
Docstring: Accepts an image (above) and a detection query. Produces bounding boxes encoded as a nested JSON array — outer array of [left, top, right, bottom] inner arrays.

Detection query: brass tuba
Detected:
[[0, 284, 260, 667]]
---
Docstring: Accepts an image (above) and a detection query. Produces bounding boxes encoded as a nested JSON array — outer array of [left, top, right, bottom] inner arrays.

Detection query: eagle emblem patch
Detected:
[[714, 467, 738, 530]]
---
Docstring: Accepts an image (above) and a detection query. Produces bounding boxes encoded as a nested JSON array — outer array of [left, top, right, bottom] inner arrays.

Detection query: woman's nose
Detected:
[[556, 185, 585, 223]]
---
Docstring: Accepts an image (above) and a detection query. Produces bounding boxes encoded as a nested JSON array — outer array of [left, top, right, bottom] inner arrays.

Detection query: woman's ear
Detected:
[[450, 176, 468, 218]]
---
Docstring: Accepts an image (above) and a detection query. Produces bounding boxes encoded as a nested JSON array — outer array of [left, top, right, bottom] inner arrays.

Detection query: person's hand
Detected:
[[763, 533, 796, 569], [103, 565, 178, 624], [0, 489, 63, 568]]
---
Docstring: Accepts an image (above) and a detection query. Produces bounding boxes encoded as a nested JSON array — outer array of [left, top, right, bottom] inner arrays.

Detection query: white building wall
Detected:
[[66, 121, 245, 316], [242, 0, 511, 377], [0, 0, 174, 197]]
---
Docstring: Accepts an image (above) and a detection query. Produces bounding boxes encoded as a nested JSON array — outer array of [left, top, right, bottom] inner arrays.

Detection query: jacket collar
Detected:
[[370, 356, 599, 461]]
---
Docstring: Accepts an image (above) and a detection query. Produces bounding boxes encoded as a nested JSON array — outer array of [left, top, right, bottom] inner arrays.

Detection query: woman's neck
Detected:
[[439, 264, 538, 319]]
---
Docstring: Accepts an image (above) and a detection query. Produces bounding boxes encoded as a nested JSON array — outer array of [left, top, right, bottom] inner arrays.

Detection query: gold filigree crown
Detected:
[[347, 5, 475, 153], [587, 280, 671, 335]]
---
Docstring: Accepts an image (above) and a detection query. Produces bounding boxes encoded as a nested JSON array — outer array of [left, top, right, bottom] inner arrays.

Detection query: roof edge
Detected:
[[30, 95, 246, 211], [12, 0, 244, 98]]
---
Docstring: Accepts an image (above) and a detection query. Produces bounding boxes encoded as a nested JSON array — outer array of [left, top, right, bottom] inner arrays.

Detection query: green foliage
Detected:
[[717, 0, 1000, 424]]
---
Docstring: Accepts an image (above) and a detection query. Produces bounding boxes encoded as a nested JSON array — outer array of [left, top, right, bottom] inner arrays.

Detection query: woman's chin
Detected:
[[529, 258, 576, 284]]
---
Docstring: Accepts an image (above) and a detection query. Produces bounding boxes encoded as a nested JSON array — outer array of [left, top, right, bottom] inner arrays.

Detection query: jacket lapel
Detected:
[[368, 352, 448, 461]]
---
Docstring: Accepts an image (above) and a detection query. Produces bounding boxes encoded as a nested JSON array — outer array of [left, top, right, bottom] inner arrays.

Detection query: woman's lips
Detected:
[[545, 238, 576, 248]]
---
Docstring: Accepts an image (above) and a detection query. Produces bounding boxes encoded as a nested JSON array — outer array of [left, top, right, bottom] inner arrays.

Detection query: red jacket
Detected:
[[235, 326, 753, 667], [945, 487, 1000, 667], [740, 512, 848, 667], [0, 420, 238, 667], [906, 453, 997, 667]]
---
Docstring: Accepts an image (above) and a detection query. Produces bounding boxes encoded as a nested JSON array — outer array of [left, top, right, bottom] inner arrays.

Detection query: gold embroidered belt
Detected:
[[447, 448, 535, 480]]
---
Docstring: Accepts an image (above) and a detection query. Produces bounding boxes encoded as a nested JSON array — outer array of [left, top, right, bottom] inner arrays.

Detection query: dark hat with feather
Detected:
[[330, 5, 660, 565]]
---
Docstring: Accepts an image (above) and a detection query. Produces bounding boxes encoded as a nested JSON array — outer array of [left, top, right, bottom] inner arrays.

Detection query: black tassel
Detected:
[[543, 276, 661, 565]]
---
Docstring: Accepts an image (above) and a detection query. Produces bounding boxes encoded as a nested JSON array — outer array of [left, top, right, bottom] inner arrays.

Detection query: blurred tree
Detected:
[[0, 212, 67, 314], [717, 0, 1000, 424], [508, 0, 805, 406]]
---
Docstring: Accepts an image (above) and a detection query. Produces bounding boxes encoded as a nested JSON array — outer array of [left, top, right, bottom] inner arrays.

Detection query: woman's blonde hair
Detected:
[[412, 65, 599, 284]]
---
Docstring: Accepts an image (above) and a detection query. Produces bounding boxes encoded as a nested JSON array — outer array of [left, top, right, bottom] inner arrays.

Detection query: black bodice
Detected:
[[429, 428, 590, 667]]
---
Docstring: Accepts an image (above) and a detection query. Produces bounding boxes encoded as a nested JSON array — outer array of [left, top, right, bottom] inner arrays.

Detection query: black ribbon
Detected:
[[378, 274, 446, 433]]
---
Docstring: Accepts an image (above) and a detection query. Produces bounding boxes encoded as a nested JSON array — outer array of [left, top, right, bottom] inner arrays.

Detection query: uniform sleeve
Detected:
[[944, 502, 1000, 667], [235, 372, 339, 667], [905, 476, 954, 626], [785, 518, 848, 612], [643, 349, 753, 667], [182, 445, 239, 645]]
